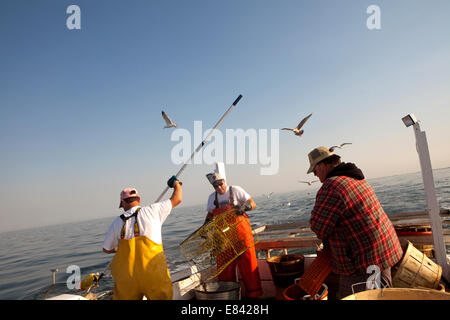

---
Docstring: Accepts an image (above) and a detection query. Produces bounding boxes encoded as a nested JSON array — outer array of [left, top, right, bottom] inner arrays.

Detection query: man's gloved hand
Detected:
[[242, 201, 253, 212], [233, 205, 245, 215], [167, 175, 182, 188], [234, 200, 252, 216]]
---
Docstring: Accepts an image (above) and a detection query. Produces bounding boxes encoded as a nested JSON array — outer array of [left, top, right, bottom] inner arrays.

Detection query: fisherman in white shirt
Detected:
[[102, 176, 182, 300]]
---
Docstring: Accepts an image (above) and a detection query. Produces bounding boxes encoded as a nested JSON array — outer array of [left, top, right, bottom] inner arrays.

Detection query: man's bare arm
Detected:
[[170, 181, 182, 208]]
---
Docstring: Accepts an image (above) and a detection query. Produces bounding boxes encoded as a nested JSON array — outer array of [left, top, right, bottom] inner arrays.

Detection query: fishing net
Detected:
[[179, 208, 259, 281]]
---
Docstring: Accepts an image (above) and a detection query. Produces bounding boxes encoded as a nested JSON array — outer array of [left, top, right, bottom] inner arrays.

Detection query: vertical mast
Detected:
[[406, 115, 449, 281]]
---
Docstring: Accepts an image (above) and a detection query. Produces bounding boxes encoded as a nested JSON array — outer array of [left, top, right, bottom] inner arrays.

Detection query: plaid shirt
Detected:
[[310, 176, 403, 275]]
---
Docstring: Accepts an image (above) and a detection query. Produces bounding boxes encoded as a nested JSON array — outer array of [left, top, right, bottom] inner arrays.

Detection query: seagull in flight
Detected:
[[298, 180, 319, 186], [161, 111, 177, 128], [264, 192, 274, 199], [329, 143, 352, 152], [281, 113, 312, 137]]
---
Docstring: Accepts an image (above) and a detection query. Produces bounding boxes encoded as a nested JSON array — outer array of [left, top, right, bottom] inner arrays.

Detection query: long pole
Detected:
[[155, 94, 243, 203], [91, 95, 243, 289], [412, 122, 450, 282]]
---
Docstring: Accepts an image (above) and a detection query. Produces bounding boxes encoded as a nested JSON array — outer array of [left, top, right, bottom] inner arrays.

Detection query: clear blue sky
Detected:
[[1, 0, 450, 232]]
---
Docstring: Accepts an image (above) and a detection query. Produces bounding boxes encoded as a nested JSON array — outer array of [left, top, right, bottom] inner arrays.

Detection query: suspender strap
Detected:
[[229, 186, 236, 206], [214, 192, 219, 209], [119, 207, 141, 239]]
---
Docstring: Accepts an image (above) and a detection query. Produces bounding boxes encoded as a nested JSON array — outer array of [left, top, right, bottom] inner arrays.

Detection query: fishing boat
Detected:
[[46, 114, 450, 300], [44, 207, 450, 301]]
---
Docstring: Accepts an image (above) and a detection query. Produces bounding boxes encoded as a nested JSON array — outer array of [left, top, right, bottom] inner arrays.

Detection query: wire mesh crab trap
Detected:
[[179, 208, 259, 281]]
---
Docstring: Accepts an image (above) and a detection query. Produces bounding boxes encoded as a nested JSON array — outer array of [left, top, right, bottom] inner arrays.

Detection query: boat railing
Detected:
[[252, 208, 450, 259]]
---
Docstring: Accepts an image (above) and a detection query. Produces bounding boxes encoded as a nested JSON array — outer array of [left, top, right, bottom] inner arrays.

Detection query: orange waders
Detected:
[[213, 188, 263, 298], [110, 208, 173, 300]]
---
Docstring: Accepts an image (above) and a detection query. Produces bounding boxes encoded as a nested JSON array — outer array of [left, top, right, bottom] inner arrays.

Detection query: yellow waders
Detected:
[[110, 208, 173, 300]]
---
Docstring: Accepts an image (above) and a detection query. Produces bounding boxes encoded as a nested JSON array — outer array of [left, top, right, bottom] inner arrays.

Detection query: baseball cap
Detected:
[[119, 187, 141, 208], [307, 146, 334, 174]]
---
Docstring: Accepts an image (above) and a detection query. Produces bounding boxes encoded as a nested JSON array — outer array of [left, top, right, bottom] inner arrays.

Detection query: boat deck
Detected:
[[171, 208, 450, 300], [46, 209, 450, 300]]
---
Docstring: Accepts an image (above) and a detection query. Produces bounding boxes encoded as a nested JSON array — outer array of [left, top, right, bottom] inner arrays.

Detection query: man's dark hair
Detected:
[[124, 196, 140, 204], [318, 154, 341, 167]]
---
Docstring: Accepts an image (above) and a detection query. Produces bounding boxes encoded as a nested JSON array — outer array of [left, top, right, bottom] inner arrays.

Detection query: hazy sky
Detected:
[[1, 0, 450, 232]]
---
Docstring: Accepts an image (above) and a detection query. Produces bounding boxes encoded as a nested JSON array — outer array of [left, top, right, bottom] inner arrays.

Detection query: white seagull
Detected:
[[264, 192, 274, 199], [329, 143, 352, 152], [161, 111, 177, 128], [298, 180, 319, 186], [281, 113, 312, 137]]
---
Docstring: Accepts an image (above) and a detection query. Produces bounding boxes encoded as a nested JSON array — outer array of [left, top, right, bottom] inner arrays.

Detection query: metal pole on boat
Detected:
[[154, 95, 243, 203], [50, 268, 58, 285], [402, 114, 450, 282]]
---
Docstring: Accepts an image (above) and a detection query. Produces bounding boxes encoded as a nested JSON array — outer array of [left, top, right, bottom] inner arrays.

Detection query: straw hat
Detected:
[[307, 146, 334, 174]]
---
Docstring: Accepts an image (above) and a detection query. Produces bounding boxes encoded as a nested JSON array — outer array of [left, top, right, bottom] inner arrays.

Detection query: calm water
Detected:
[[1, 168, 449, 300]]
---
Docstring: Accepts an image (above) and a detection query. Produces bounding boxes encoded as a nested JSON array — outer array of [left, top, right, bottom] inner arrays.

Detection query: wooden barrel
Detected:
[[341, 288, 450, 300], [266, 254, 304, 288], [392, 241, 442, 289], [414, 244, 434, 258], [394, 224, 434, 257]]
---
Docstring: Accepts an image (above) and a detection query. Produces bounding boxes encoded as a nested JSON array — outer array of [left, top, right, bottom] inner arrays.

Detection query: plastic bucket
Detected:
[[283, 283, 328, 300], [392, 241, 442, 289], [267, 254, 304, 287], [194, 281, 241, 300]]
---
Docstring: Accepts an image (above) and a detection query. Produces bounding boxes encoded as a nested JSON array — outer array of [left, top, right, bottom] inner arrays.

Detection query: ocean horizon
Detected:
[[2, 166, 448, 235]]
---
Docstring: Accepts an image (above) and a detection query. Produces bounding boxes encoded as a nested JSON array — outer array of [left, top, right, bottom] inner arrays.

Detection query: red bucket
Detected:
[[283, 283, 328, 300]]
